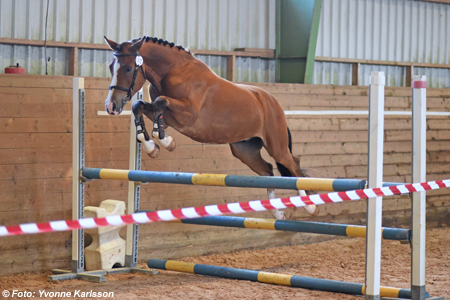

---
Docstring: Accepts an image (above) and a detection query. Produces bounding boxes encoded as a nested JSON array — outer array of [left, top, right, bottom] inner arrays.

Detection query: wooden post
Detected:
[[405, 65, 414, 87], [352, 63, 360, 86], [68, 47, 78, 76], [226, 55, 236, 81]]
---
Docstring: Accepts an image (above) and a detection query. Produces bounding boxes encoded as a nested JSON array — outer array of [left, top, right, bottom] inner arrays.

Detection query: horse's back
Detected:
[[163, 57, 287, 143], [169, 57, 283, 116]]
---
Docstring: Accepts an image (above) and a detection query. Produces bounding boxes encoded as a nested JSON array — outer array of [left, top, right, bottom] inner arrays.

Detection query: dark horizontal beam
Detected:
[[173, 215, 411, 241], [148, 259, 423, 299], [82, 168, 367, 192]]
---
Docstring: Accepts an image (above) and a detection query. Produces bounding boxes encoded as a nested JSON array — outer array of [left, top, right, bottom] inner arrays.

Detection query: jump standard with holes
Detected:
[[0, 73, 445, 300]]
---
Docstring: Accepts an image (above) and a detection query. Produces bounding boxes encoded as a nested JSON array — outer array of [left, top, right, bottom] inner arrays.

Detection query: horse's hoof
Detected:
[[304, 204, 320, 217], [140, 135, 158, 154], [148, 144, 160, 158], [158, 136, 176, 152], [282, 209, 294, 220], [269, 209, 286, 220], [166, 138, 176, 152]]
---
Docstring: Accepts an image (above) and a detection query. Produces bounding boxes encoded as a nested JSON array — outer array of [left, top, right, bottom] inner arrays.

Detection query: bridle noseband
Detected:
[[109, 53, 147, 103]]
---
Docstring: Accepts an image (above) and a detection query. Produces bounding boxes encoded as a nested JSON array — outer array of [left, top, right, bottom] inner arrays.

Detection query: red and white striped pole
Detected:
[[0, 179, 449, 237]]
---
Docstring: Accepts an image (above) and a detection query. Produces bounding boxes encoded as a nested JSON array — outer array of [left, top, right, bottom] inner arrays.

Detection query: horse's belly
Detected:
[[174, 121, 261, 144]]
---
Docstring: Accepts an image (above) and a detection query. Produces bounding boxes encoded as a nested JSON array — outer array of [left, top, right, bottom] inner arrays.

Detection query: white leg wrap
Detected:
[[157, 135, 176, 152], [137, 133, 156, 154], [267, 189, 286, 220], [299, 190, 318, 215], [152, 123, 159, 139], [159, 135, 173, 148]]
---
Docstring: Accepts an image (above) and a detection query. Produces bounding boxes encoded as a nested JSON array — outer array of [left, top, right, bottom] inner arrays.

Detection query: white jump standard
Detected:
[[48, 79, 157, 282]]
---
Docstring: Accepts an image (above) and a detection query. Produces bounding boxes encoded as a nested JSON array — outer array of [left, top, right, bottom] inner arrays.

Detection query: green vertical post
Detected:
[[276, 0, 323, 84]]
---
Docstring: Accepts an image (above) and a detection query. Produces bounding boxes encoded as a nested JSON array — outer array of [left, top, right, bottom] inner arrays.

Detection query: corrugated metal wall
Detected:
[[196, 55, 275, 83], [313, 0, 450, 87], [2, 0, 448, 86], [0, 0, 276, 81]]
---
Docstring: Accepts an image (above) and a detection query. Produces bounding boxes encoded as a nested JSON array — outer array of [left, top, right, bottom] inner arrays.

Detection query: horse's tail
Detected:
[[276, 127, 308, 178], [287, 126, 293, 153]]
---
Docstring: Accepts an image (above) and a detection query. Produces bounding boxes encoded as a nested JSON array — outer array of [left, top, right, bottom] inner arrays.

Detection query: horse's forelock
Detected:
[[114, 43, 125, 53], [114, 41, 136, 56]]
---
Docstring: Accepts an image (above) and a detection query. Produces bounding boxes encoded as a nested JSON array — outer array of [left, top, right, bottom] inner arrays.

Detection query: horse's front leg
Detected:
[[151, 95, 199, 144], [144, 97, 176, 151], [132, 100, 160, 158]]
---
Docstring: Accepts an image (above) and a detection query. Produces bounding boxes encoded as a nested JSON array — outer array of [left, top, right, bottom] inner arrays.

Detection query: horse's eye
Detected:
[[126, 67, 133, 72]]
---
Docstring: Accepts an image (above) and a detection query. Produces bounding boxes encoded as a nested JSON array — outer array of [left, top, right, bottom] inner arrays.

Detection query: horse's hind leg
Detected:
[[229, 138, 286, 220], [265, 136, 319, 217]]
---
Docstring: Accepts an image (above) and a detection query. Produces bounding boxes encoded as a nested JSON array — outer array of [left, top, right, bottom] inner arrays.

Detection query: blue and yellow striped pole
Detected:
[[174, 216, 410, 241], [82, 168, 367, 191], [148, 259, 427, 299]]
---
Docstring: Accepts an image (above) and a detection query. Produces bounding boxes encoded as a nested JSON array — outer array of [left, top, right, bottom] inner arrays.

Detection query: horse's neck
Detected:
[[142, 44, 190, 91]]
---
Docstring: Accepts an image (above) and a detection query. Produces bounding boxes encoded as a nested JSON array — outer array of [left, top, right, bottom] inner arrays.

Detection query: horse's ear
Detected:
[[104, 36, 119, 51], [130, 37, 146, 53]]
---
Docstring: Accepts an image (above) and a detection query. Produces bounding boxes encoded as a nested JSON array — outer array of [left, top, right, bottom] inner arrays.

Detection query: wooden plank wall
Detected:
[[0, 74, 449, 276]]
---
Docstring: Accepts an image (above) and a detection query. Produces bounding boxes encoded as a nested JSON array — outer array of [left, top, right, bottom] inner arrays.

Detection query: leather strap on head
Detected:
[[109, 53, 147, 102]]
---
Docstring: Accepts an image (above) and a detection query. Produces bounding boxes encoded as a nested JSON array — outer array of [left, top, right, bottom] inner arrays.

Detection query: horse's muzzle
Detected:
[[105, 100, 123, 115]]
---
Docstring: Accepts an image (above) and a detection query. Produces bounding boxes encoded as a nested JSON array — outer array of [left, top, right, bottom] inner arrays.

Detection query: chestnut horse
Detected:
[[103, 36, 318, 219]]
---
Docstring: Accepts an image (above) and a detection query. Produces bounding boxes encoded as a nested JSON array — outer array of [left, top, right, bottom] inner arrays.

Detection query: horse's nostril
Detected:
[[112, 102, 116, 112]]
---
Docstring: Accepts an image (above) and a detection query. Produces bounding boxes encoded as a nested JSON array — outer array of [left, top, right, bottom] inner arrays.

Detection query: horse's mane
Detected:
[[114, 37, 191, 55], [125, 37, 191, 55]]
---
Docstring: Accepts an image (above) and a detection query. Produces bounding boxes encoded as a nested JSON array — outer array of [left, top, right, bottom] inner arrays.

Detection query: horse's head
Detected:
[[104, 36, 147, 115]]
